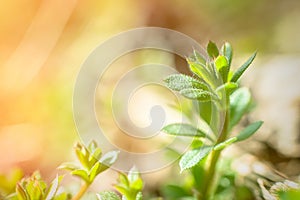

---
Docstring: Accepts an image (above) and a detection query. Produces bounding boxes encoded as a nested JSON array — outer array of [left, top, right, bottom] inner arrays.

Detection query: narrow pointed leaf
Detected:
[[221, 42, 233, 65], [75, 144, 90, 169], [236, 121, 263, 142], [179, 146, 212, 172], [187, 59, 215, 88], [207, 41, 219, 58], [164, 74, 209, 91], [162, 123, 212, 141], [215, 55, 229, 82], [231, 52, 256, 82]]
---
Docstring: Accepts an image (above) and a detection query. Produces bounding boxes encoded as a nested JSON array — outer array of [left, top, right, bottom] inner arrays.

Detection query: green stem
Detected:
[[201, 100, 230, 200], [72, 181, 90, 200]]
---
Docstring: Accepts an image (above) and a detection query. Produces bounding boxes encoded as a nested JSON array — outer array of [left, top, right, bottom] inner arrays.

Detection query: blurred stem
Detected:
[[72, 181, 90, 200], [201, 98, 230, 200]]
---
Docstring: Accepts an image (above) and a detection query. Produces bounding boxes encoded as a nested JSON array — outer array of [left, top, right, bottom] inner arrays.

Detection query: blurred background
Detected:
[[0, 0, 299, 192]]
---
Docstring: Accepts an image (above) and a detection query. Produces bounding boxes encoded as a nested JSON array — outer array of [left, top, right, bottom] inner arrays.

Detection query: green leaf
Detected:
[[97, 191, 121, 200], [231, 52, 256, 82], [179, 146, 212, 172], [180, 88, 217, 102], [75, 143, 90, 169], [213, 137, 237, 151], [162, 123, 212, 141], [236, 121, 263, 142], [215, 55, 229, 82], [221, 42, 233, 66], [187, 59, 215, 88], [229, 88, 251, 129], [164, 74, 209, 92], [192, 50, 207, 66], [16, 183, 28, 200], [89, 162, 101, 182], [71, 169, 90, 183], [207, 41, 219, 58], [45, 175, 63, 200]]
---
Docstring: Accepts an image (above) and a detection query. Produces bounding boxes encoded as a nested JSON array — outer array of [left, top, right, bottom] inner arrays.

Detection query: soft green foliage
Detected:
[[207, 41, 219, 59], [162, 123, 212, 141], [230, 52, 257, 82], [1, 141, 120, 200], [7, 172, 67, 200], [163, 41, 263, 199], [59, 141, 119, 184], [236, 121, 263, 142], [114, 167, 143, 200]]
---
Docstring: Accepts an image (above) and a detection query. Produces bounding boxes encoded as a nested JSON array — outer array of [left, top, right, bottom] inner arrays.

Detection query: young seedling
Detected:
[[59, 141, 119, 200], [6, 171, 67, 200], [162, 41, 263, 199], [98, 167, 143, 200]]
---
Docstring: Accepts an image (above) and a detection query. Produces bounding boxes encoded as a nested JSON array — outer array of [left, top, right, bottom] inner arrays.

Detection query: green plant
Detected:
[[1, 141, 119, 200], [162, 41, 263, 199], [59, 141, 119, 200], [4, 171, 68, 200], [98, 167, 143, 200]]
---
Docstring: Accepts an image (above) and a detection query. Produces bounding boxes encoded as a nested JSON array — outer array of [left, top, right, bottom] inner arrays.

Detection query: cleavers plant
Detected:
[[162, 41, 263, 199]]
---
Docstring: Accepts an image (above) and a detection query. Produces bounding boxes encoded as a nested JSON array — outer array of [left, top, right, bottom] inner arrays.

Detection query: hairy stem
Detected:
[[201, 100, 230, 200], [72, 181, 90, 200]]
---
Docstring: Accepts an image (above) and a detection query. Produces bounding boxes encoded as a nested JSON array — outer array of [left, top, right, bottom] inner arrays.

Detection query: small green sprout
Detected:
[[59, 141, 119, 200], [6, 172, 67, 200], [98, 167, 143, 200], [162, 41, 263, 199]]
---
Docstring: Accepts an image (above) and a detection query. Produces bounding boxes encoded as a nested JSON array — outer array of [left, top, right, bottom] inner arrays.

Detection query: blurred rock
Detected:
[[244, 56, 300, 157]]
